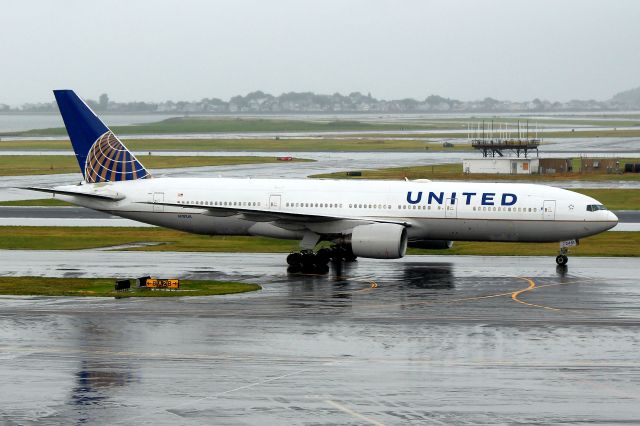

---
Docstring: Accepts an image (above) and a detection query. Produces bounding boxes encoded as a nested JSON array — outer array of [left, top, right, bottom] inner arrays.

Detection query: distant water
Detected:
[[0, 114, 178, 133]]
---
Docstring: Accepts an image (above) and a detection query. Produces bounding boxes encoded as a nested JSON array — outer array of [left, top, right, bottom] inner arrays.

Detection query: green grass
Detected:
[[0, 276, 260, 297], [572, 189, 640, 210], [0, 155, 310, 176], [312, 163, 640, 182], [327, 129, 640, 139], [0, 198, 72, 206], [9, 118, 449, 137], [0, 226, 637, 257], [124, 138, 470, 152], [8, 115, 640, 138], [408, 231, 640, 257], [441, 117, 640, 128], [539, 129, 640, 138], [0, 226, 300, 251], [0, 138, 472, 152], [6, 113, 640, 141]]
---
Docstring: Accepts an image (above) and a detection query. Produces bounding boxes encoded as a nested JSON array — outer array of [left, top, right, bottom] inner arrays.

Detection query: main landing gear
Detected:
[[286, 246, 357, 273]]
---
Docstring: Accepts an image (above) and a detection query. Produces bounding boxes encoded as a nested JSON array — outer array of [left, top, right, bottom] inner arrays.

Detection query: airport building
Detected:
[[463, 157, 539, 175], [463, 157, 631, 175]]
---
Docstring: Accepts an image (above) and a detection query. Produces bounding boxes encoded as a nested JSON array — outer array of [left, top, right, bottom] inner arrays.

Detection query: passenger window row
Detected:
[[399, 205, 439, 210], [176, 199, 537, 214], [473, 206, 537, 212], [177, 200, 261, 207], [349, 204, 391, 209], [286, 202, 343, 208]]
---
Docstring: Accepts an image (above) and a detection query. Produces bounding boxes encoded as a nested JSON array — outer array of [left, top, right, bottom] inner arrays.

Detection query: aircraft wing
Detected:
[[141, 200, 411, 234]]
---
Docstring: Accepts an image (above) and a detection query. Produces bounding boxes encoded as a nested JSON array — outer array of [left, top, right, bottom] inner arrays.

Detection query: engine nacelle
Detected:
[[351, 223, 408, 259], [408, 240, 454, 250]]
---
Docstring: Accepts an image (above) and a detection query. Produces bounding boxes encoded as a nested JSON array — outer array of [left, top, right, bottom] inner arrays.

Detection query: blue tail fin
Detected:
[[53, 90, 151, 183]]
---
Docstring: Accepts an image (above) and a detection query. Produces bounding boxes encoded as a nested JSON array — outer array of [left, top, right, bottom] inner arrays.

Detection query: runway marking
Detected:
[[116, 368, 311, 424], [288, 271, 381, 293], [511, 277, 570, 312], [325, 399, 386, 426], [346, 276, 589, 313]]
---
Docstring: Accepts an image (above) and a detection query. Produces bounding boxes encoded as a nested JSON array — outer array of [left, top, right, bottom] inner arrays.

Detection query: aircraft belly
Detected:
[[414, 218, 604, 242]]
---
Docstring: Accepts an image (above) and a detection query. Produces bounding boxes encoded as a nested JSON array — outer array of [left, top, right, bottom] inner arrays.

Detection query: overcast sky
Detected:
[[1, 0, 638, 105]]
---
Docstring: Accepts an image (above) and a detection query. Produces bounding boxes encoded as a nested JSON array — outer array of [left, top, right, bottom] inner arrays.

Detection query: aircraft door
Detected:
[[269, 194, 281, 210], [153, 192, 164, 213], [445, 197, 457, 218], [543, 200, 555, 220]]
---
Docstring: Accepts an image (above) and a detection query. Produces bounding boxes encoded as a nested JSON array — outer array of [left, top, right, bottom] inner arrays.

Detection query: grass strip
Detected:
[[0, 227, 637, 257], [0, 198, 72, 206], [8, 130, 640, 141], [0, 276, 260, 297], [0, 226, 300, 251], [0, 138, 471, 152], [408, 231, 640, 257], [572, 189, 640, 210], [312, 163, 640, 182], [6, 114, 640, 137], [0, 155, 310, 176], [10, 118, 448, 137]]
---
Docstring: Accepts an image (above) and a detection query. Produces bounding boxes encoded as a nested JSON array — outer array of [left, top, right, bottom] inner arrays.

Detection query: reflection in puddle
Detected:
[[402, 263, 455, 289]]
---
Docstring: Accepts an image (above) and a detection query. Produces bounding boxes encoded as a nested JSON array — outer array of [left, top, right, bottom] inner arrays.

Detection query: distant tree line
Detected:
[[3, 87, 640, 114]]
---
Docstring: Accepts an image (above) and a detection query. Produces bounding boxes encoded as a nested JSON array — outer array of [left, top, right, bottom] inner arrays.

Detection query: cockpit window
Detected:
[[586, 204, 607, 212]]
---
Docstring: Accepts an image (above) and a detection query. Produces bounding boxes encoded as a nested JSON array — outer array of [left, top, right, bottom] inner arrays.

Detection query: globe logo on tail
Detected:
[[84, 131, 151, 183]]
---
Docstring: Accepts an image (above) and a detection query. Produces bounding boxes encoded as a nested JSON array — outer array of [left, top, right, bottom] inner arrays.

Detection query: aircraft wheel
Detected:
[[287, 264, 302, 273], [301, 252, 317, 271], [314, 264, 329, 274], [316, 248, 331, 265], [287, 252, 302, 266], [555, 255, 568, 266]]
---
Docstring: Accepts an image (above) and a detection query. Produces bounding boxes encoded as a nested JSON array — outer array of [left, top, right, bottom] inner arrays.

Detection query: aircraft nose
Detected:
[[602, 211, 619, 231]]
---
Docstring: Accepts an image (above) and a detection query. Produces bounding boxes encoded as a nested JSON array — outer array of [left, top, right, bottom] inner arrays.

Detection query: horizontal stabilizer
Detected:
[[21, 186, 125, 201]]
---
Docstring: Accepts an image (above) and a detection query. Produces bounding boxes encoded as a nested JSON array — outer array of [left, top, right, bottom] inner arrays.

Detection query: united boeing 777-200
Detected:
[[26, 90, 618, 270]]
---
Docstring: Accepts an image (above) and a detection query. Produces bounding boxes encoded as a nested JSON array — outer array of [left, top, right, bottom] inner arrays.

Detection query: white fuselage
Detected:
[[55, 178, 618, 243]]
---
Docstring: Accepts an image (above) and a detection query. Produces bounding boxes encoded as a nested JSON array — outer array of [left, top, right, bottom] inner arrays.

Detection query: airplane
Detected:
[[26, 90, 618, 270]]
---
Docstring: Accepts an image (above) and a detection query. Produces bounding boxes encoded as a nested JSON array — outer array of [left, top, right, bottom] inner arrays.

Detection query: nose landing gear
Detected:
[[555, 239, 578, 265], [555, 251, 569, 266]]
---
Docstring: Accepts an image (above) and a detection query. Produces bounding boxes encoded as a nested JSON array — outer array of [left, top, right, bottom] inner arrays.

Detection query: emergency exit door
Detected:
[[269, 194, 281, 210], [445, 197, 457, 218], [153, 192, 164, 213]]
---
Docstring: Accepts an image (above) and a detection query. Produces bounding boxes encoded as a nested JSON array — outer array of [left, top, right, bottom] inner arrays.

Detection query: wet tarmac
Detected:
[[1, 252, 640, 424]]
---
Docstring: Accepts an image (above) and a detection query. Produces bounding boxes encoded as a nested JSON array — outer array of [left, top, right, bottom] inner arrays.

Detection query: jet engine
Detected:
[[407, 240, 454, 250], [350, 223, 408, 259]]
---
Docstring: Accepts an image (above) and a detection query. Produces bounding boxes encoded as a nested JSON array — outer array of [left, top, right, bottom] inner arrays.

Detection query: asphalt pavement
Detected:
[[1, 252, 640, 424]]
